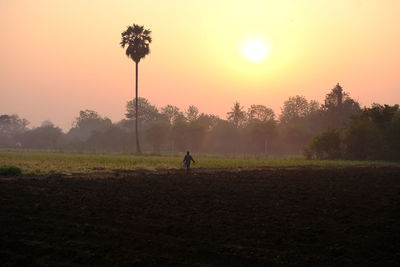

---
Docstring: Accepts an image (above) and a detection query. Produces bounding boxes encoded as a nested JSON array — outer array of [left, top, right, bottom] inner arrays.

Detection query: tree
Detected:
[[196, 114, 220, 130], [68, 110, 112, 141], [206, 119, 239, 154], [305, 104, 400, 161], [87, 125, 134, 153], [323, 83, 345, 110], [342, 116, 377, 160], [126, 97, 159, 123], [227, 102, 246, 128], [247, 120, 276, 154], [187, 119, 208, 152], [343, 104, 400, 160], [322, 83, 361, 128], [0, 114, 29, 147], [185, 105, 199, 122], [121, 24, 152, 154], [73, 110, 104, 128], [160, 105, 183, 124], [247, 104, 275, 122], [278, 96, 321, 154], [170, 116, 189, 152], [279, 96, 318, 124], [22, 121, 63, 149], [389, 108, 400, 159], [304, 128, 342, 159], [146, 120, 170, 153]]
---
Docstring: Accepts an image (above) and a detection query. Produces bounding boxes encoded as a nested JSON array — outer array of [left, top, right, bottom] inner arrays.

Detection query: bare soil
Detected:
[[1, 166, 400, 266]]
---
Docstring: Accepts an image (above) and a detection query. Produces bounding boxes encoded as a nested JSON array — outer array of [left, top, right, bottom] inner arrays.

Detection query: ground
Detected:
[[1, 167, 400, 266]]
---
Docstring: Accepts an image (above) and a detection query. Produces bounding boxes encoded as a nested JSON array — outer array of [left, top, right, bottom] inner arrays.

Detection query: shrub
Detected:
[[0, 166, 22, 176], [304, 128, 342, 160]]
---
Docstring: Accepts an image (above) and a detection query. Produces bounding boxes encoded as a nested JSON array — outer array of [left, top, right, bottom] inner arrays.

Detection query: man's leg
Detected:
[[186, 163, 191, 173]]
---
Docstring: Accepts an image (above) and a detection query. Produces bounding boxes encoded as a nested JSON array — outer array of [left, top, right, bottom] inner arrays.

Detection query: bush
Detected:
[[304, 128, 342, 160], [0, 166, 22, 176]]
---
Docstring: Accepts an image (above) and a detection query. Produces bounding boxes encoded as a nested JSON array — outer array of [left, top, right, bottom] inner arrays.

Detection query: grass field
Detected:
[[0, 150, 398, 175]]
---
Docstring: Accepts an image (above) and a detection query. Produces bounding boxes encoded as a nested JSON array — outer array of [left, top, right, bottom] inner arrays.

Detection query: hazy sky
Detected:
[[1, 0, 399, 130]]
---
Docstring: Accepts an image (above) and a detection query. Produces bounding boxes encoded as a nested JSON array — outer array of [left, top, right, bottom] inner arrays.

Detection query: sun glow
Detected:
[[241, 37, 270, 63]]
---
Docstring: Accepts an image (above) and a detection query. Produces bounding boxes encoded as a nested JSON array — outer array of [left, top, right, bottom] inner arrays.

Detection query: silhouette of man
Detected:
[[183, 151, 195, 172]]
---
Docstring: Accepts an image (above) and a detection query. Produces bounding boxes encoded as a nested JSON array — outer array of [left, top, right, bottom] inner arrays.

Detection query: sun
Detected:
[[241, 37, 270, 63]]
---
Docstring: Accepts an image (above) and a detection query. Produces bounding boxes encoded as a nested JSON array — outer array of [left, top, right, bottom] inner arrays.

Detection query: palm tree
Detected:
[[120, 24, 152, 154], [227, 102, 246, 128]]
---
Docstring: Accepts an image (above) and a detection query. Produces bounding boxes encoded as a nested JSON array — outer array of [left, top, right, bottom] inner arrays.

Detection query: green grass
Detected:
[[0, 150, 398, 175]]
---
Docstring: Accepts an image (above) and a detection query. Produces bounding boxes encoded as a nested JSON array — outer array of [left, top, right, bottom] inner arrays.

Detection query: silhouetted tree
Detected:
[[87, 125, 134, 153], [68, 110, 112, 141], [170, 116, 189, 152], [322, 83, 360, 128], [187, 119, 208, 152], [115, 119, 135, 132], [160, 105, 183, 124], [121, 24, 152, 154], [279, 96, 319, 124], [196, 114, 220, 130], [185, 105, 199, 122], [146, 120, 170, 153], [227, 102, 246, 128], [22, 121, 63, 150], [304, 128, 341, 159], [126, 97, 159, 123], [279, 96, 321, 154], [247, 120, 277, 154], [343, 104, 400, 160], [247, 104, 275, 122], [0, 114, 29, 147], [305, 103, 400, 160], [206, 119, 239, 154]]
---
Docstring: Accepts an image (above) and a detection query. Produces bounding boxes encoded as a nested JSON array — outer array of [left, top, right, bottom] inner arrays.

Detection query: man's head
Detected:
[[186, 151, 190, 155]]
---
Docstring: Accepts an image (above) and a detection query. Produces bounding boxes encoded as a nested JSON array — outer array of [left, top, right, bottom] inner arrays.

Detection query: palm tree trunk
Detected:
[[135, 62, 142, 154]]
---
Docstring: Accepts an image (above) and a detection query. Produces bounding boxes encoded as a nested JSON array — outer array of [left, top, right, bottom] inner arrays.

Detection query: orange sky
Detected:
[[1, 0, 400, 130]]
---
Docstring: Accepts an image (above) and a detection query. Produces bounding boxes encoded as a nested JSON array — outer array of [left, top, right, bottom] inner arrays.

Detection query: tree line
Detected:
[[305, 103, 400, 160], [1, 83, 399, 160]]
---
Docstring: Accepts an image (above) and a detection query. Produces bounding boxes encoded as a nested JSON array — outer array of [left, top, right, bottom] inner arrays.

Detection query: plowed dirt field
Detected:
[[1, 167, 400, 266]]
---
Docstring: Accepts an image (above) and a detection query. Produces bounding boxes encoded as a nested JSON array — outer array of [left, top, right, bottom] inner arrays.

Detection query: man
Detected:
[[182, 151, 195, 172]]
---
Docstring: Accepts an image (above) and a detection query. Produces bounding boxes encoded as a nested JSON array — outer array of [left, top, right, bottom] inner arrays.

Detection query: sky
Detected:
[[1, 0, 400, 130]]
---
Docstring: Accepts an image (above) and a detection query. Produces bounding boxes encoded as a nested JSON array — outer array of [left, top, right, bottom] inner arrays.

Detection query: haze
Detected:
[[1, 0, 399, 130]]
